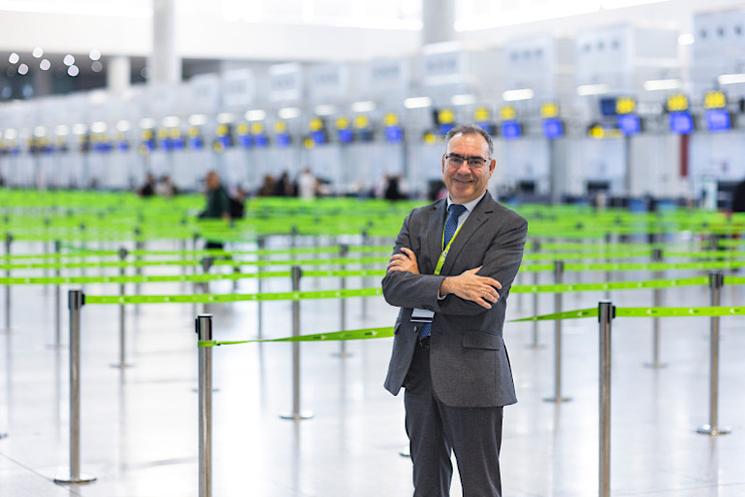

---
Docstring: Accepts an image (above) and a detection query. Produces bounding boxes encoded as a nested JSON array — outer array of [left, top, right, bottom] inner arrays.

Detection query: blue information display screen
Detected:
[[542, 118, 564, 139], [617, 114, 641, 135], [384, 125, 403, 144], [189, 137, 204, 149], [501, 120, 522, 140], [705, 109, 731, 132], [276, 133, 291, 147], [439, 123, 455, 136], [669, 111, 693, 135], [239, 135, 253, 148], [311, 130, 327, 145], [338, 129, 354, 144], [254, 134, 269, 148]]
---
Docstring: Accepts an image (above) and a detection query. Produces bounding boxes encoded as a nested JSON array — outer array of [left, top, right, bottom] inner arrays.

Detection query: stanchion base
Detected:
[[332, 352, 354, 358], [279, 411, 314, 421], [110, 363, 135, 369], [643, 362, 668, 369], [53, 473, 97, 484], [543, 396, 572, 403], [696, 424, 732, 436]]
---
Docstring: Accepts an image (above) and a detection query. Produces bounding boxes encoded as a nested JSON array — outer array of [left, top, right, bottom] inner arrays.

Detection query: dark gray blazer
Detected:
[[382, 192, 528, 408]]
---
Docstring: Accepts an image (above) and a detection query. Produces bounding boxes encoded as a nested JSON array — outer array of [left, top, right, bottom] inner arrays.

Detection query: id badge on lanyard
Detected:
[[410, 221, 465, 324]]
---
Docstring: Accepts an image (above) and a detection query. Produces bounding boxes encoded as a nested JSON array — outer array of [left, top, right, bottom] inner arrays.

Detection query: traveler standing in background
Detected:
[[297, 167, 317, 200], [198, 170, 230, 250], [382, 124, 528, 497]]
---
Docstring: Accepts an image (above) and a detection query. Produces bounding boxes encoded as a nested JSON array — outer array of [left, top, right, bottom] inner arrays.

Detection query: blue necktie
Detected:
[[419, 203, 467, 340]]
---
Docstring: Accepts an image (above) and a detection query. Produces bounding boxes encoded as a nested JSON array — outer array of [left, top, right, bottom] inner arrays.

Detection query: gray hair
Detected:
[[445, 124, 494, 157]]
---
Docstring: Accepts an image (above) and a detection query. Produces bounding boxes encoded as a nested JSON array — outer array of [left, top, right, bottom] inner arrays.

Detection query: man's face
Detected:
[[206, 172, 219, 190], [441, 132, 496, 204]]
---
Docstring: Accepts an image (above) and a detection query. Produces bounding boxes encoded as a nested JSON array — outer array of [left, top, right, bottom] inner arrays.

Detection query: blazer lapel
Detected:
[[424, 200, 446, 273], [440, 193, 496, 276]]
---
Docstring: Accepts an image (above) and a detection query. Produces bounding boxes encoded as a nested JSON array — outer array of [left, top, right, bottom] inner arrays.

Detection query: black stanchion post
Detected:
[[111, 248, 132, 369], [697, 272, 731, 436], [604, 232, 612, 299], [200, 257, 214, 315], [334, 244, 352, 358], [544, 260, 571, 403], [134, 227, 143, 315], [361, 227, 370, 320], [290, 225, 299, 251], [43, 217, 51, 294], [196, 314, 213, 497], [257, 236, 265, 340], [54, 289, 96, 484], [3, 233, 12, 332], [598, 301, 615, 497], [280, 266, 313, 421], [645, 248, 667, 368], [53, 240, 62, 347], [528, 240, 543, 349]]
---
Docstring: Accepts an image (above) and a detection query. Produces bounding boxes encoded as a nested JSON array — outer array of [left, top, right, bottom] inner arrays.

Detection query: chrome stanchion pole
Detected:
[[200, 257, 214, 315], [598, 301, 615, 497], [697, 272, 731, 436], [333, 244, 352, 358], [544, 260, 571, 403], [361, 228, 370, 320], [604, 233, 612, 300], [196, 313, 213, 497], [645, 248, 667, 368], [54, 240, 62, 346], [528, 241, 543, 349], [54, 289, 96, 484], [257, 236, 265, 340], [134, 227, 143, 315], [111, 248, 133, 369], [4, 233, 12, 332], [280, 266, 313, 421]]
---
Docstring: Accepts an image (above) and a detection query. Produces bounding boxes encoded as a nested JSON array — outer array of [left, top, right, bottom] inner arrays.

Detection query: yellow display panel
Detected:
[[383, 113, 399, 127], [540, 102, 559, 119], [353, 115, 369, 129], [474, 106, 490, 122], [335, 117, 350, 130], [251, 122, 265, 134], [309, 118, 324, 132], [274, 121, 288, 133], [216, 124, 230, 136], [438, 108, 455, 125], [500, 106, 516, 121], [615, 97, 636, 115], [237, 123, 250, 135], [704, 90, 727, 110], [666, 94, 689, 112]]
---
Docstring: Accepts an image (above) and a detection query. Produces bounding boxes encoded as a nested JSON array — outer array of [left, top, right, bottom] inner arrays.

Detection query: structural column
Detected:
[[149, 0, 181, 85], [107, 56, 131, 95], [422, 0, 455, 45]]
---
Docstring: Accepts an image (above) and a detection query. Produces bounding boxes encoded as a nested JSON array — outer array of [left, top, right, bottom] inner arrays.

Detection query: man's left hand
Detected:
[[387, 247, 419, 274]]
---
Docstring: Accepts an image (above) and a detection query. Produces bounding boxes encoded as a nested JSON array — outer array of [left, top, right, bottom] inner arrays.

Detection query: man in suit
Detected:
[[382, 124, 528, 497]]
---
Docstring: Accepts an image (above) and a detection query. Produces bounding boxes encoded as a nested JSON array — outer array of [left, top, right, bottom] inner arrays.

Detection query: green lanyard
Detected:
[[433, 220, 465, 275]]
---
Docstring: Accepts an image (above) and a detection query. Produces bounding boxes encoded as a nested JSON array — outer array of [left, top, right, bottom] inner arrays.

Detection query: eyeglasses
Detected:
[[443, 153, 489, 169]]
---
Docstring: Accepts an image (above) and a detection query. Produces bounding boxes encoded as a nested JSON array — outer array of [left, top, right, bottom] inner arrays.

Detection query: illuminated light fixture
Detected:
[[678, 33, 694, 45], [89, 49, 101, 61], [576, 83, 609, 96], [17, 63, 29, 75], [643, 79, 681, 91], [162, 116, 181, 128], [217, 112, 234, 123], [245, 110, 266, 121], [314, 104, 336, 116], [67, 65, 79, 77], [33, 126, 47, 137], [139, 118, 155, 129], [91, 121, 108, 133], [91, 61, 103, 73], [502, 88, 534, 101], [718, 73, 745, 85], [403, 96, 432, 109], [352, 100, 376, 113], [278, 107, 301, 119], [451, 94, 476, 106], [39, 59, 51, 71], [55, 125, 69, 136], [115, 120, 130, 132], [8, 53, 19, 64], [63, 54, 75, 66], [32, 47, 43, 58], [72, 123, 87, 135], [188, 114, 208, 126], [4, 129, 18, 140]]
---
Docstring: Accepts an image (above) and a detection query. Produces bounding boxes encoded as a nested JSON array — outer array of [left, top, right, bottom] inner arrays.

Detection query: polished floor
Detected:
[[1, 238, 744, 497]]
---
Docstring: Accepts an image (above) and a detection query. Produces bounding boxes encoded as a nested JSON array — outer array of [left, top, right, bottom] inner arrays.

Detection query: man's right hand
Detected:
[[439, 267, 503, 309]]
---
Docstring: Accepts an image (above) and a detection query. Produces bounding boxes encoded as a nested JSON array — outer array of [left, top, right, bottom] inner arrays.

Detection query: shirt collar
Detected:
[[447, 190, 487, 214]]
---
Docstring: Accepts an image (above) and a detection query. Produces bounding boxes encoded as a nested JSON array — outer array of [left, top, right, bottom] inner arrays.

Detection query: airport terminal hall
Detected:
[[3, 0, 745, 496]]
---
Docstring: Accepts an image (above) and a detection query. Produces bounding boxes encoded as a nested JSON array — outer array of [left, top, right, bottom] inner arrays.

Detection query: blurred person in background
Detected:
[[258, 175, 275, 196], [156, 175, 178, 197], [137, 173, 156, 197], [274, 170, 295, 196], [297, 167, 317, 200], [198, 170, 230, 250]]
